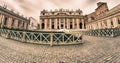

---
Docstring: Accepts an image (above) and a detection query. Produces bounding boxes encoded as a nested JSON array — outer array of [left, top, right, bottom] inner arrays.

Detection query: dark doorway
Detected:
[[52, 25, 54, 29], [57, 26, 59, 29], [70, 24, 72, 29], [61, 24, 63, 29], [41, 23, 44, 29], [79, 22, 82, 29]]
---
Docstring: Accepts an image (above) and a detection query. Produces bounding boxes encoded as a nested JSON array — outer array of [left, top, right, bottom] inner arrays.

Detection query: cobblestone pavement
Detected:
[[0, 35, 120, 63]]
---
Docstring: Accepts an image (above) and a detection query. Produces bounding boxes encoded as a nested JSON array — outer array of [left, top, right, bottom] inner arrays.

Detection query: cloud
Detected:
[[0, 0, 119, 20]]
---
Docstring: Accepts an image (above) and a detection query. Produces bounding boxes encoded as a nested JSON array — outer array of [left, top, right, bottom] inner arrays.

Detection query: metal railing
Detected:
[[85, 28, 120, 37], [0, 29, 83, 46]]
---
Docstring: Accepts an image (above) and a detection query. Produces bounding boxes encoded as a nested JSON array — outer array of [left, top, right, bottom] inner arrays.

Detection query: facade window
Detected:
[[52, 18, 54, 22], [111, 21, 113, 25], [42, 19, 44, 23], [11, 19, 15, 26], [70, 24, 72, 29], [52, 19, 54, 24], [18, 21, 22, 27], [37, 24, 40, 29], [79, 22, 82, 29], [26, 23, 28, 29], [118, 19, 120, 24], [70, 18, 72, 29], [41, 23, 44, 29], [52, 25, 54, 29], [61, 24, 63, 29], [43, 13, 45, 15], [4, 17, 8, 25], [52, 12, 54, 15], [69, 12, 72, 14]]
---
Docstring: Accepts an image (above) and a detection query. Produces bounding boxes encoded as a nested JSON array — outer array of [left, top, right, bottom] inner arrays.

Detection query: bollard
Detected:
[[22, 32, 26, 42], [6, 30, 11, 39], [50, 33, 53, 46]]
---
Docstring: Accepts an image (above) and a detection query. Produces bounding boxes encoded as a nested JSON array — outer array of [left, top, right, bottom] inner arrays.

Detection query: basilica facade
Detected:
[[39, 9, 86, 31]]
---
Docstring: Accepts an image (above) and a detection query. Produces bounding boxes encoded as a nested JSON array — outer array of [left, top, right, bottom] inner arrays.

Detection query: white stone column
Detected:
[[59, 18, 61, 29], [77, 19, 79, 29], [82, 19, 84, 29], [63, 18, 65, 29], [8, 17, 12, 27], [15, 19, 18, 29], [55, 18, 57, 29], [67, 18, 69, 29], [72, 18, 74, 29], [45, 19, 47, 30], [39, 19, 42, 30], [49, 18, 52, 30], [1, 14, 5, 26]]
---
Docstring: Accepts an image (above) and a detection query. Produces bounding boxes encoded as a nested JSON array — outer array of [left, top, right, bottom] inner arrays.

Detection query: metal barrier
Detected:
[[85, 28, 120, 37], [0, 29, 83, 46]]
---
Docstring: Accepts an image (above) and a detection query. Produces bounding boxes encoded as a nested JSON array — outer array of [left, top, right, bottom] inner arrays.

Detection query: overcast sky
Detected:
[[0, 0, 120, 21]]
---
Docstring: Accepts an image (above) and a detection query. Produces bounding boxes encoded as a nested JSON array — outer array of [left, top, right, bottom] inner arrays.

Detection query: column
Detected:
[[8, 17, 12, 28], [72, 18, 74, 29], [76, 18, 79, 29], [55, 18, 57, 29], [15, 19, 18, 29], [67, 18, 69, 29], [0, 14, 3, 27], [1, 14, 5, 27], [82, 19, 84, 29], [64, 18, 65, 29], [112, 17, 118, 28], [59, 18, 61, 29], [39, 19, 42, 30], [49, 18, 51, 30], [45, 19, 47, 30]]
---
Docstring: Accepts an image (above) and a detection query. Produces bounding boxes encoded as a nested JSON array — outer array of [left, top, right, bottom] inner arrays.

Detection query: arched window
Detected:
[[52, 25, 54, 29], [4, 17, 8, 25], [79, 22, 82, 29], [57, 26, 59, 29], [61, 24, 63, 29], [41, 23, 44, 29], [111, 21, 113, 25], [70, 24, 72, 29]]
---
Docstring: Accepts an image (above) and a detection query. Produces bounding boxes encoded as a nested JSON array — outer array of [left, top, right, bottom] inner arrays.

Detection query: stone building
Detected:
[[0, 5, 30, 30], [29, 17, 39, 30], [86, 2, 120, 30], [39, 9, 86, 31]]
